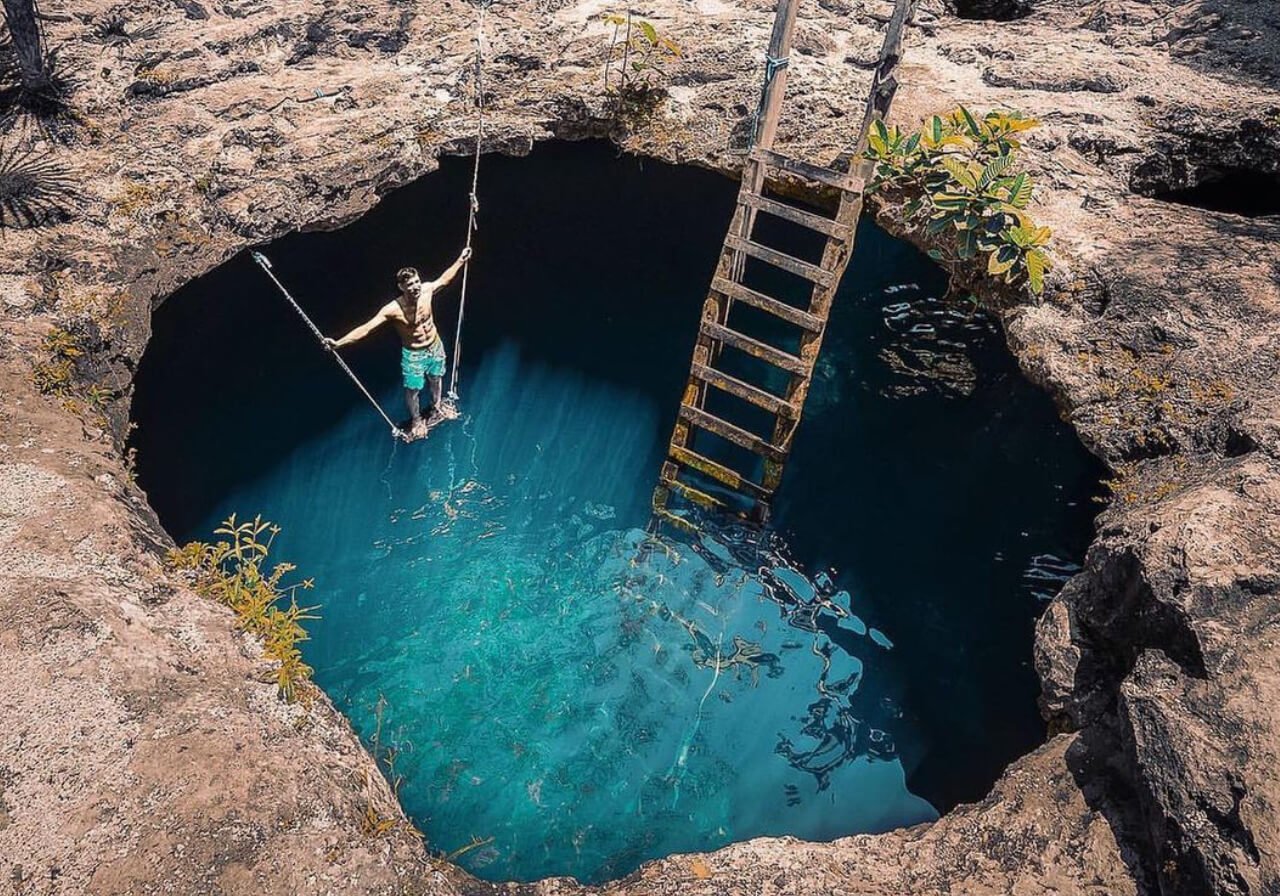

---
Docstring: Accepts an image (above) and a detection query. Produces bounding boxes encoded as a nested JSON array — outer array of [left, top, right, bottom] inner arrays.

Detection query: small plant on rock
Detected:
[[864, 107, 1051, 295], [87, 12, 158, 47], [31, 323, 125, 431], [600, 11, 680, 103], [167, 514, 320, 703], [31, 324, 79, 397]]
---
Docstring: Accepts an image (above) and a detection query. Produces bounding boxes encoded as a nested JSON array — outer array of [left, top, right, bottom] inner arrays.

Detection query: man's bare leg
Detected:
[[425, 375, 458, 425], [405, 388, 428, 438]]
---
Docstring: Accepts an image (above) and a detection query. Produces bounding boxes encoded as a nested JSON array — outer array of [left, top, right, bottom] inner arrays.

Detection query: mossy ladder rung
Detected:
[[652, 0, 918, 528], [654, 159, 859, 524]]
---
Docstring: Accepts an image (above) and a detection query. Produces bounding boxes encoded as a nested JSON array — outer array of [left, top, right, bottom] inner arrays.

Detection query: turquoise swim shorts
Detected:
[[401, 341, 446, 390]]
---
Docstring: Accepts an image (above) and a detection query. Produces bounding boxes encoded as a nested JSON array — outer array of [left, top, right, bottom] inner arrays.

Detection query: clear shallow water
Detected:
[[131, 141, 1101, 883]]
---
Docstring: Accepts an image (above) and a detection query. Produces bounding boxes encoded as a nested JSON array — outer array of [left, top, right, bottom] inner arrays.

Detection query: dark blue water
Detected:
[[131, 141, 1101, 884]]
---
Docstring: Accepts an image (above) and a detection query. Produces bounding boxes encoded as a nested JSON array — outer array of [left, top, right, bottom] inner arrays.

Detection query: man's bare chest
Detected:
[[388, 291, 436, 328]]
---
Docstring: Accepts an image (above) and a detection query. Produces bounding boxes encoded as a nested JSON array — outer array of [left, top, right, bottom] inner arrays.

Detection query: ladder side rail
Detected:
[[759, 193, 863, 499], [674, 0, 801, 473], [658, 193, 756, 514], [851, 0, 919, 165], [729, 0, 802, 305], [754, 0, 802, 151], [757, 0, 918, 513], [657, 0, 921, 525]]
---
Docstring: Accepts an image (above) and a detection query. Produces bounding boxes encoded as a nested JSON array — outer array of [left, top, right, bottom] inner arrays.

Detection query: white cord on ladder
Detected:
[[447, 0, 488, 403], [252, 252, 406, 440]]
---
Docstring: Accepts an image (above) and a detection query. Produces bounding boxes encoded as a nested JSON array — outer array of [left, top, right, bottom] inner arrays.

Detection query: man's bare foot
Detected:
[[409, 418, 429, 440], [425, 402, 458, 428]]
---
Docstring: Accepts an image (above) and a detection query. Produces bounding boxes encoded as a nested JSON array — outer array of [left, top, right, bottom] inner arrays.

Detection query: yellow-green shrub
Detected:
[[31, 327, 81, 397], [865, 107, 1052, 295], [167, 514, 319, 703]]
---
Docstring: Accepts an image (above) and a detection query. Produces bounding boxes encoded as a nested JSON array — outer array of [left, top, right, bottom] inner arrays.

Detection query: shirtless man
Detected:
[[325, 247, 471, 439]]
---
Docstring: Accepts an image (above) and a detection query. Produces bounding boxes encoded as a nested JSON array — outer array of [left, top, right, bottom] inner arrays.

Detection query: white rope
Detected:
[[447, 0, 489, 402], [251, 251, 406, 440]]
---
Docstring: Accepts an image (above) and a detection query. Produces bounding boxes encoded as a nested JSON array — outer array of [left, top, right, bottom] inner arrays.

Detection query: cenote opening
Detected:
[[1147, 167, 1280, 219], [131, 140, 1102, 884]]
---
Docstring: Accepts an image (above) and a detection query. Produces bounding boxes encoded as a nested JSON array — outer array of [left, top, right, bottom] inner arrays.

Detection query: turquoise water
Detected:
[[132, 142, 1100, 883]]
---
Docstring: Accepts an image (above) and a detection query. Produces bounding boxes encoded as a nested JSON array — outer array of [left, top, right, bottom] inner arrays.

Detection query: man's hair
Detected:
[[396, 267, 419, 283]]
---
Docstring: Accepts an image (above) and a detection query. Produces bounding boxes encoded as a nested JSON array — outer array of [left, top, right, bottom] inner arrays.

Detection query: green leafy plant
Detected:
[[167, 514, 320, 703], [31, 325, 80, 397], [865, 107, 1052, 295], [601, 11, 681, 98]]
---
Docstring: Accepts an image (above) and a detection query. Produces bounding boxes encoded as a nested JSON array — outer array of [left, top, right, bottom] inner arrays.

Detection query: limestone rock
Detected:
[[2, 0, 1279, 893]]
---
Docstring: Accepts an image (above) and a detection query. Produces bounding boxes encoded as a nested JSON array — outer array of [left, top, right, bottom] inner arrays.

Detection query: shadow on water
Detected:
[[131, 140, 1102, 883]]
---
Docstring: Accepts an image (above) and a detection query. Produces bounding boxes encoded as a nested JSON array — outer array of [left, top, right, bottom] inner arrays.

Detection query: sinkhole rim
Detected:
[[121, 137, 1107, 889]]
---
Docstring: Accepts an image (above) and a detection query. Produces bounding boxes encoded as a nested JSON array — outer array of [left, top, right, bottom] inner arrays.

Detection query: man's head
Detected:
[[396, 267, 421, 295]]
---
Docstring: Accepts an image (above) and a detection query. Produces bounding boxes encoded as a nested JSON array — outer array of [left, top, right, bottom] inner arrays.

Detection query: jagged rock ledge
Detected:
[[1, 0, 1277, 893]]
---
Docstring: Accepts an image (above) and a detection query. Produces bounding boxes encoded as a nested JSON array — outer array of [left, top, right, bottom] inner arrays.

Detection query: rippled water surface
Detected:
[[132, 142, 1100, 883]]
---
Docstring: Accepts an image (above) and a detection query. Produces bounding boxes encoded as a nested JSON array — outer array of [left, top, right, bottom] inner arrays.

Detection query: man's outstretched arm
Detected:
[[326, 308, 388, 349], [430, 247, 472, 291]]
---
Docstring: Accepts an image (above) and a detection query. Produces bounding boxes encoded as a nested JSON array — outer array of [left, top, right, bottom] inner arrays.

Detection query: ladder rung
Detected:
[[711, 276, 824, 333], [724, 235, 837, 288], [664, 477, 726, 511], [691, 362, 797, 417], [670, 445, 771, 499], [678, 404, 786, 461], [740, 192, 852, 240], [651, 504, 700, 536], [700, 321, 808, 376], [751, 148, 863, 193]]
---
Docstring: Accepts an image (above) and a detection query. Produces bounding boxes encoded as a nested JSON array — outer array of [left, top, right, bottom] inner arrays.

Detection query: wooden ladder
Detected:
[[652, 0, 917, 530]]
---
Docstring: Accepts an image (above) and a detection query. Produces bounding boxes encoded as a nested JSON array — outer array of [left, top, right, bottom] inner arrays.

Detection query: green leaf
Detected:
[[1005, 224, 1035, 248], [980, 153, 1013, 188], [929, 115, 943, 144], [941, 157, 979, 190], [1006, 172, 1032, 208], [987, 246, 1018, 276], [1008, 209, 1035, 230], [1026, 249, 1048, 293], [639, 20, 658, 45], [958, 105, 982, 138], [927, 248, 945, 261], [931, 191, 970, 210], [926, 216, 953, 235]]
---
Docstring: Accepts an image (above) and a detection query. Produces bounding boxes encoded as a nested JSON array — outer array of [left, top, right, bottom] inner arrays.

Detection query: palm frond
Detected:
[[0, 143, 76, 230], [0, 0, 76, 136]]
